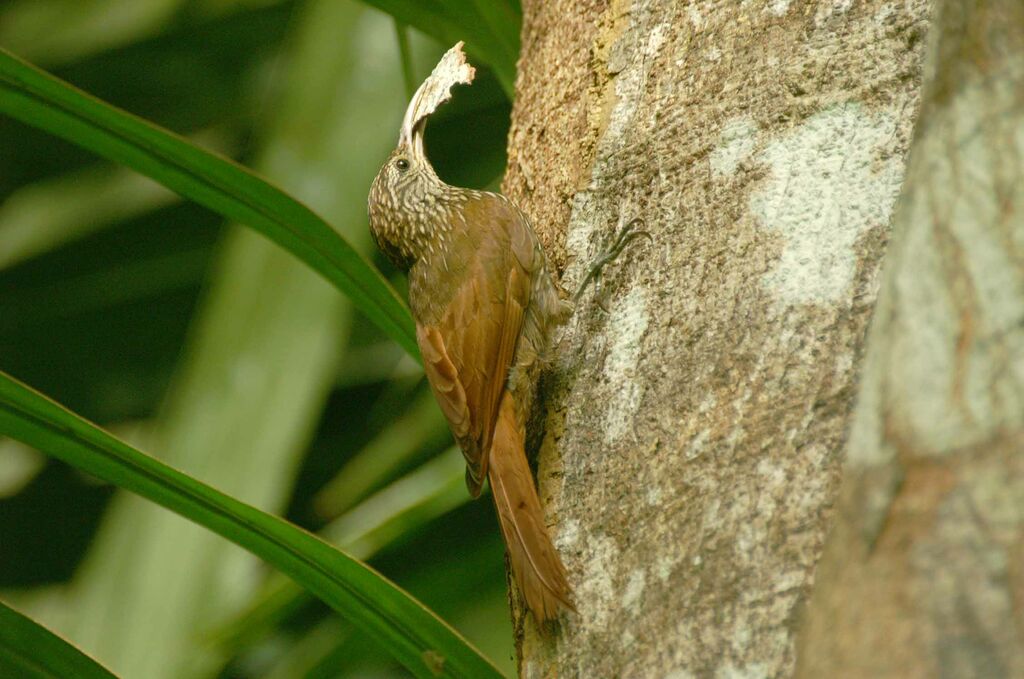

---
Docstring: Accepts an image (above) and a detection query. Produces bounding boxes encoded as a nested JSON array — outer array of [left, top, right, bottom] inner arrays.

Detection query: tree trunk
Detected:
[[503, 0, 930, 676], [797, 1, 1024, 676]]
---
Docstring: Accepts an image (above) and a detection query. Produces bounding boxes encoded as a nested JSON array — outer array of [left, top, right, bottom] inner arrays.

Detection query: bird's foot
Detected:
[[573, 216, 651, 309]]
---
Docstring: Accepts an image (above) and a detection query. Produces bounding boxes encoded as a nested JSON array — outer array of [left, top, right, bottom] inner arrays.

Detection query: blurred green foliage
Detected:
[[0, 0, 518, 676]]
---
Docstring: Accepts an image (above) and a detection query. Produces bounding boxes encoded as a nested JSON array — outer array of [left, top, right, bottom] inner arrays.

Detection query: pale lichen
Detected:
[[602, 285, 650, 442], [710, 117, 758, 179], [750, 103, 904, 307]]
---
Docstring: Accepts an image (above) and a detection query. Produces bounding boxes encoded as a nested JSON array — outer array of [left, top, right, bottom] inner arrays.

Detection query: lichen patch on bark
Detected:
[[710, 117, 758, 179], [749, 103, 906, 307], [600, 285, 650, 442]]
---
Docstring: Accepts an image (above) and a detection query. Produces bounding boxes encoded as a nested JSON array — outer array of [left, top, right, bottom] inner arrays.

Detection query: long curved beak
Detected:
[[398, 41, 476, 157]]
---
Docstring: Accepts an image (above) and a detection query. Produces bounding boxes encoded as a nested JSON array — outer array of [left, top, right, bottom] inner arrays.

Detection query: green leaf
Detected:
[[216, 446, 470, 650], [0, 48, 418, 358], [358, 0, 520, 95], [0, 372, 503, 679], [0, 599, 117, 679]]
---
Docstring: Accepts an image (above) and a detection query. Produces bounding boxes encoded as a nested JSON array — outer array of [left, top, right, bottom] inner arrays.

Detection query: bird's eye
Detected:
[[395, 158, 410, 172]]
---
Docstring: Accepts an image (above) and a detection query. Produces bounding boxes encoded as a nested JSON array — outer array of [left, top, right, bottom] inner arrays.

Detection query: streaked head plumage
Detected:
[[368, 43, 476, 270]]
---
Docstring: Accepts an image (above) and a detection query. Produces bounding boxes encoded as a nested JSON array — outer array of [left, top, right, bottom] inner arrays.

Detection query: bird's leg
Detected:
[[573, 216, 652, 308]]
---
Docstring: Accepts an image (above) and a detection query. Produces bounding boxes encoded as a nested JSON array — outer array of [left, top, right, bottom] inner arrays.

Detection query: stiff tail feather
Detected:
[[488, 391, 574, 622]]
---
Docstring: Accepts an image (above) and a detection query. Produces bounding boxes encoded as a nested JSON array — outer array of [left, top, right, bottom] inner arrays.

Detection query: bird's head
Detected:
[[369, 43, 475, 270]]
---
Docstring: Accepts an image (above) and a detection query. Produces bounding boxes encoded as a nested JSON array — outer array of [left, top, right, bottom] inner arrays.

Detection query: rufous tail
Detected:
[[488, 391, 574, 623]]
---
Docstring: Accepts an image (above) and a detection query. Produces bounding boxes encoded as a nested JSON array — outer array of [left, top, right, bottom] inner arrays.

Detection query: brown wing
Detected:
[[416, 201, 535, 497]]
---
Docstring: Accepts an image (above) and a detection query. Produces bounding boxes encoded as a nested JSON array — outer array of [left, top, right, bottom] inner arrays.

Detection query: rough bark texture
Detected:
[[797, 1, 1024, 676], [503, 1, 931, 676]]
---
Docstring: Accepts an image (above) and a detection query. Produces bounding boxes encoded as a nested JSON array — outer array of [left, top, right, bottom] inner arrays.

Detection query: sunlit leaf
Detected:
[[216, 447, 470, 649]]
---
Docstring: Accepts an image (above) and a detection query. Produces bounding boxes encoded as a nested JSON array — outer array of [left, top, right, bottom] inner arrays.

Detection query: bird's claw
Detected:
[[573, 216, 651, 306]]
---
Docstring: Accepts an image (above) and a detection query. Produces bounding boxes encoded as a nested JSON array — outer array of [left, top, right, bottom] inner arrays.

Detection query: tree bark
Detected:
[[503, 0, 930, 676], [797, 1, 1024, 676]]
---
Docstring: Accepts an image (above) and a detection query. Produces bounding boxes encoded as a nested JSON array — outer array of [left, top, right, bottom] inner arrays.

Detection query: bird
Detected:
[[368, 44, 574, 623]]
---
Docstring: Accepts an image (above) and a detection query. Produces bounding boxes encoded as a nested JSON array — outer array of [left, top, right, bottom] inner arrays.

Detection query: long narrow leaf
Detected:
[[0, 600, 117, 679], [0, 49, 417, 358], [216, 446, 470, 649], [0, 372, 503, 679]]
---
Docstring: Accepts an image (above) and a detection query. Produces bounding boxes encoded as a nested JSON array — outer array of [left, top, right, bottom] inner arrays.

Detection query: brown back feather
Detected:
[[416, 197, 532, 496]]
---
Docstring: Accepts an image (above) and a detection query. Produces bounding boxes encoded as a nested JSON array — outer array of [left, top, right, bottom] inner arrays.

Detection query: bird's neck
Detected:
[[371, 179, 482, 271]]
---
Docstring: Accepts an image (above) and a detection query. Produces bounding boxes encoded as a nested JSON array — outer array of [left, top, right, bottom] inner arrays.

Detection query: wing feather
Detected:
[[415, 208, 534, 497]]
